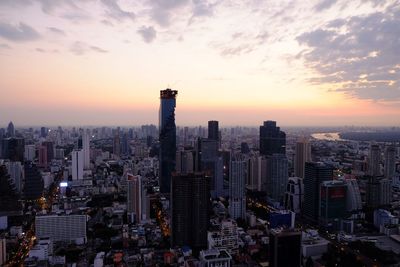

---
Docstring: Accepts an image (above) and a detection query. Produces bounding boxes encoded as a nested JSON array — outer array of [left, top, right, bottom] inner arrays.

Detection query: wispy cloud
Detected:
[[70, 41, 108, 55], [100, 0, 135, 22], [137, 26, 157, 43], [0, 22, 40, 42]]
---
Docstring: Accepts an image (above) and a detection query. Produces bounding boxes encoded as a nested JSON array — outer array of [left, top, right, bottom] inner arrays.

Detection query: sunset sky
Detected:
[[0, 0, 399, 127]]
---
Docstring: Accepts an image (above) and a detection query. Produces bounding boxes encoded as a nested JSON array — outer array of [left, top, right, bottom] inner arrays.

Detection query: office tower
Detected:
[[284, 177, 303, 214], [294, 138, 311, 178], [121, 133, 130, 156], [6, 161, 23, 193], [0, 165, 22, 216], [171, 172, 210, 250], [379, 178, 392, 205], [24, 162, 44, 200], [24, 144, 36, 161], [127, 174, 142, 223], [0, 238, 6, 266], [369, 143, 381, 176], [319, 180, 347, 224], [343, 178, 362, 212], [83, 130, 91, 169], [38, 145, 48, 168], [247, 156, 261, 191], [366, 175, 392, 208], [266, 154, 288, 204], [176, 149, 196, 174], [159, 88, 178, 194], [1, 137, 25, 162], [228, 155, 246, 220], [42, 141, 54, 164], [269, 229, 301, 267], [71, 150, 83, 180], [40, 127, 47, 138], [198, 138, 224, 198], [384, 144, 396, 180], [199, 249, 232, 267], [259, 121, 286, 156], [35, 215, 87, 243], [240, 142, 250, 154], [183, 126, 189, 146], [7, 121, 15, 137], [113, 132, 121, 156], [303, 162, 333, 222], [208, 121, 219, 141]]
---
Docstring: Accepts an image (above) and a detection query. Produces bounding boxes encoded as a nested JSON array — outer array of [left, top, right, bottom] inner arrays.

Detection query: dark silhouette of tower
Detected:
[[171, 172, 210, 251], [259, 121, 286, 156], [208, 120, 219, 141], [24, 162, 44, 200], [1, 137, 25, 162], [159, 89, 178, 194], [303, 162, 333, 222]]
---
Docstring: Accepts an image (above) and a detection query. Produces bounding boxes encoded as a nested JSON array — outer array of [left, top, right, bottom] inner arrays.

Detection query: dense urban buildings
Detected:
[[1, 95, 400, 267]]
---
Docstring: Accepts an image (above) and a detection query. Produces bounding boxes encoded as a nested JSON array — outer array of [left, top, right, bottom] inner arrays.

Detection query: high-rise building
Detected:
[[42, 141, 54, 164], [0, 238, 6, 266], [176, 149, 196, 174], [113, 132, 121, 157], [38, 145, 48, 168], [319, 180, 347, 224], [294, 138, 311, 179], [366, 175, 392, 208], [284, 177, 303, 214], [228, 155, 246, 220], [303, 162, 333, 222], [127, 174, 142, 223], [159, 88, 178, 194], [35, 215, 87, 243], [71, 150, 83, 180], [40, 127, 47, 138], [171, 172, 210, 250], [1, 137, 25, 162], [0, 165, 22, 216], [208, 121, 219, 141], [24, 144, 36, 161], [342, 178, 362, 212], [6, 161, 23, 193], [83, 129, 90, 169], [266, 154, 288, 204], [198, 138, 224, 198], [7, 121, 15, 137], [259, 121, 286, 156], [384, 144, 396, 180], [269, 229, 301, 267], [24, 162, 44, 200], [369, 143, 381, 176]]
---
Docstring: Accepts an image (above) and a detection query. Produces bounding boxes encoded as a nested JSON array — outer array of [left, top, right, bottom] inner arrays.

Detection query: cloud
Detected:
[[148, 0, 189, 27], [137, 26, 157, 43], [0, 22, 40, 42], [35, 48, 46, 53], [297, 7, 400, 101], [0, 43, 11, 49], [314, 0, 338, 11], [70, 41, 108, 55], [100, 0, 135, 22], [47, 27, 66, 35]]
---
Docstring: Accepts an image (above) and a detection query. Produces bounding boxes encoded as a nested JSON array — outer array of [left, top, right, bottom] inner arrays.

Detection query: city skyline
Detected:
[[0, 0, 399, 126]]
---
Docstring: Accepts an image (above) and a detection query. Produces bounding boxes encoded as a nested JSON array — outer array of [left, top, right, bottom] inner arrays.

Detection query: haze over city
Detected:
[[0, 0, 399, 126]]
